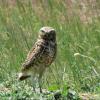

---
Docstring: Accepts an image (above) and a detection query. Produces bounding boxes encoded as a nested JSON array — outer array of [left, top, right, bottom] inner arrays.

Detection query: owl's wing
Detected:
[[22, 42, 44, 69]]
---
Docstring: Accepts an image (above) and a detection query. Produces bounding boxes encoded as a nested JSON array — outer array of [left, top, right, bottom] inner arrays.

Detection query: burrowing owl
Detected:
[[18, 26, 57, 93]]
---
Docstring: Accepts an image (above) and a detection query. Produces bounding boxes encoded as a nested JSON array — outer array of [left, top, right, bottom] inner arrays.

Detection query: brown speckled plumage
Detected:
[[18, 26, 57, 92]]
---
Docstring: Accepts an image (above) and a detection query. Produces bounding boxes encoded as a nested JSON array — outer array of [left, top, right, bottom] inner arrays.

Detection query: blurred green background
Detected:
[[0, 0, 100, 99]]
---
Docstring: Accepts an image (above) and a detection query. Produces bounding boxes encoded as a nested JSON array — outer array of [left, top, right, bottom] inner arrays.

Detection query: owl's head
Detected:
[[39, 26, 56, 41]]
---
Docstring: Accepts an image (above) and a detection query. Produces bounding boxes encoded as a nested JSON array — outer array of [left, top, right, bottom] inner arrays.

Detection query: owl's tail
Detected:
[[18, 72, 31, 81]]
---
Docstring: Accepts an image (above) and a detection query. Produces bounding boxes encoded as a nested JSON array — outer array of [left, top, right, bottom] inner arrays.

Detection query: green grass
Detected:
[[0, 0, 100, 99]]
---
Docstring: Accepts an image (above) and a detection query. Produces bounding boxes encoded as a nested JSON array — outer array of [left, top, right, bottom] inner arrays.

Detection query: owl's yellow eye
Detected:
[[41, 30, 45, 33], [50, 30, 55, 34]]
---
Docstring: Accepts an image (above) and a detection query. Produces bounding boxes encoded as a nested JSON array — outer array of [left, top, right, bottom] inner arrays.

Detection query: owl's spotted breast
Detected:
[[38, 40, 57, 66]]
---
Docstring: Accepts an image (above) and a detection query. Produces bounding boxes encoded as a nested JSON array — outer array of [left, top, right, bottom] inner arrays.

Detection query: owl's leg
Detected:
[[38, 78, 42, 93], [38, 73, 43, 93], [32, 81, 36, 92], [31, 76, 37, 92]]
